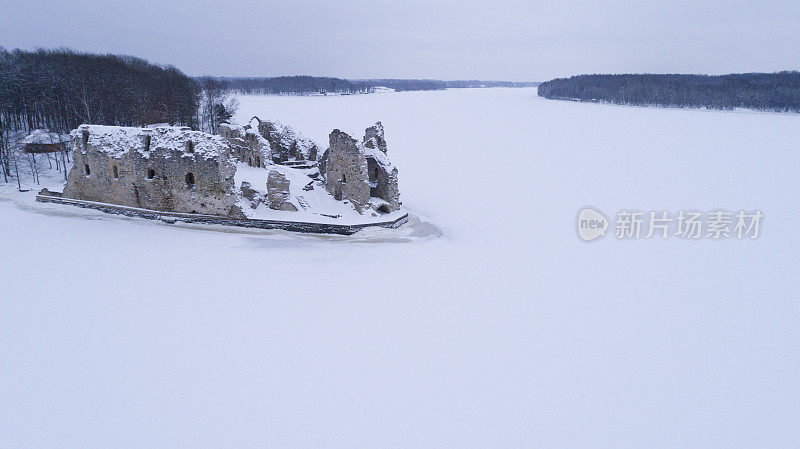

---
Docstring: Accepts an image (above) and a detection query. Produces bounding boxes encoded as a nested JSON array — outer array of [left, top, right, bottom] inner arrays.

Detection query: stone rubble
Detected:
[[266, 169, 298, 211]]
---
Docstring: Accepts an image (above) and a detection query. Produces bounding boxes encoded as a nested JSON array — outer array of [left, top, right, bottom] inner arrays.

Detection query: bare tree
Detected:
[[198, 78, 238, 134]]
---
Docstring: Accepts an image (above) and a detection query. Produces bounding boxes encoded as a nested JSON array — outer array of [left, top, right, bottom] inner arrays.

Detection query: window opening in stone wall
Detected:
[[185, 172, 195, 188], [147, 168, 155, 179], [112, 165, 118, 179], [84, 164, 90, 176]]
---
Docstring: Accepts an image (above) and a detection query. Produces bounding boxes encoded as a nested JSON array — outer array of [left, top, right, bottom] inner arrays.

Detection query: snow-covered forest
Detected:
[[0, 48, 241, 187], [538, 72, 800, 112]]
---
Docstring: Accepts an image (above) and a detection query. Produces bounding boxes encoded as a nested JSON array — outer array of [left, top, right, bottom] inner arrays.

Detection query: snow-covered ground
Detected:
[[2, 88, 800, 448], [233, 162, 407, 225]]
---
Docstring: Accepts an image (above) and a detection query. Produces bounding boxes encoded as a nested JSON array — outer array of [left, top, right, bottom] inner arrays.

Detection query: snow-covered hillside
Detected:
[[2, 88, 800, 448]]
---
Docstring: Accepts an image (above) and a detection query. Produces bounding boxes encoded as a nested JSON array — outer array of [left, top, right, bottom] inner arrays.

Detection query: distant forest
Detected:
[[357, 79, 445, 92], [215, 77, 447, 94], [537, 72, 800, 112], [214, 77, 540, 95], [354, 79, 539, 91], [216, 76, 372, 95], [445, 80, 539, 88]]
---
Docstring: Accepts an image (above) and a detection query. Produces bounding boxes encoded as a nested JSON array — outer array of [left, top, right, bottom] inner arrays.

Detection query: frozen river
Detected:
[[2, 88, 799, 447]]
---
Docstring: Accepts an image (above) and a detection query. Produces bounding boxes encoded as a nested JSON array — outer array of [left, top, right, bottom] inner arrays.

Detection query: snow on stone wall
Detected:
[[64, 125, 240, 216]]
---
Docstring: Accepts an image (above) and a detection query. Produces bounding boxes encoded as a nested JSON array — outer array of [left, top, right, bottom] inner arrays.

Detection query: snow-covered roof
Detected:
[[22, 129, 70, 145], [71, 124, 229, 160]]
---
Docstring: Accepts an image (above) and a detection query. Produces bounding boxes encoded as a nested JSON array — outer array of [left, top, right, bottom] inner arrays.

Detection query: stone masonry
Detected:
[[63, 125, 241, 217], [321, 123, 400, 213], [322, 130, 370, 213], [266, 169, 298, 211], [61, 119, 401, 222]]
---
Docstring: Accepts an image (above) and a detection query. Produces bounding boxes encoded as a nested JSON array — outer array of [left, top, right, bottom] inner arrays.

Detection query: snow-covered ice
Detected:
[[2, 88, 800, 448]]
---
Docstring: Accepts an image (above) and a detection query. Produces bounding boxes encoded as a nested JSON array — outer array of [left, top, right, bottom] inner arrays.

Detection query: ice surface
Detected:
[[2, 88, 800, 448]]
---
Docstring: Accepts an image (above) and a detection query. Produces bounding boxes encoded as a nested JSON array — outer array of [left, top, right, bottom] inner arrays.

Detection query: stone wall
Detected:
[[63, 125, 240, 217], [364, 122, 387, 153], [321, 123, 400, 213], [266, 169, 298, 211], [367, 156, 400, 210], [219, 123, 270, 168], [61, 120, 403, 222], [37, 193, 410, 235], [322, 130, 370, 213], [251, 117, 319, 163], [362, 121, 399, 211]]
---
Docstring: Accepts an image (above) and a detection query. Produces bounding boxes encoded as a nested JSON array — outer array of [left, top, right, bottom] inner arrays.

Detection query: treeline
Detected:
[[356, 79, 539, 91], [214, 76, 372, 95], [218, 77, 541, 95], [537, 72, 800, 112], [445, 80, 539, 88], [0, 48, 199, 134], [358, 79, 446, 91]]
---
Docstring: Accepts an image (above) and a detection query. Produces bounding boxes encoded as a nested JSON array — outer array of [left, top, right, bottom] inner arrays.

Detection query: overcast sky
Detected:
[[2, 0, 799, 81]]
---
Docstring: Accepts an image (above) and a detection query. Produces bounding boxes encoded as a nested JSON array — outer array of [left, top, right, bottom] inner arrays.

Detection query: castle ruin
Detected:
[[59, 119, 402, 226], [64, 125, 239, 216]]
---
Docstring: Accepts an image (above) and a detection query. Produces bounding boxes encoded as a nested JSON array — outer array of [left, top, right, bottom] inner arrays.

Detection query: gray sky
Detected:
[[2, 0, 799, 81]]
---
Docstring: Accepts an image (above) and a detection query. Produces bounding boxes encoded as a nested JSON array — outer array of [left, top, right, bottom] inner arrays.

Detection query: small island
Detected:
[[38, 119, 406, 235]]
